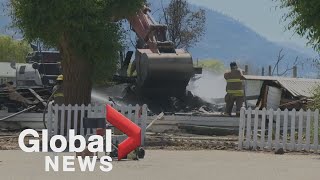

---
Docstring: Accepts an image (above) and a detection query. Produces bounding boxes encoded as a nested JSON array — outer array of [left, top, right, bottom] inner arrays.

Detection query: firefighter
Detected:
[[52, 75, 64, 105], [50, 75, 67, 136], [224, 62, 245, 117]]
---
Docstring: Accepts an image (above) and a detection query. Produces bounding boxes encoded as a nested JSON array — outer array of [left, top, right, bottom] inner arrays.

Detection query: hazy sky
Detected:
[[187, 0, 308, 47]]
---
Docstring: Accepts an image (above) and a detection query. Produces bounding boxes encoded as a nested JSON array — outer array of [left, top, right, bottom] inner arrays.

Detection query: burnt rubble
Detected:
[[94, 84, 225, 115]]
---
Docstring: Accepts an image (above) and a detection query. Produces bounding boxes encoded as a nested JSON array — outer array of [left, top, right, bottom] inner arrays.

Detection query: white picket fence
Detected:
[[47, 103, 148, 146], [238, 108, 320, 153]]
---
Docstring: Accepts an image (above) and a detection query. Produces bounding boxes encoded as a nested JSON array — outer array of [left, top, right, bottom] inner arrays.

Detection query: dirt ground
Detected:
[[0, 131, 319, 180], [0, 150, 319, 180], [0, 131, 239, 151]]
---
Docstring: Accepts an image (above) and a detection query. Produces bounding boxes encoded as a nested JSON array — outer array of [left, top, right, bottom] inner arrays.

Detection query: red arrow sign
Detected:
[[106, 105, 141, 160]]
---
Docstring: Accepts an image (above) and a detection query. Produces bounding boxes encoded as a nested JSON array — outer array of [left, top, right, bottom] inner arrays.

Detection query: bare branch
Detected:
[[272, 48, 284, 75], [160, 0, 206, 49]]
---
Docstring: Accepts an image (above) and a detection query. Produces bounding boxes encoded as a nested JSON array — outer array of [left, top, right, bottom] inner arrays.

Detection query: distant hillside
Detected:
[[188, 8, 315, 65], [0, 0, 317, 75], [149, 0, 317, 69]]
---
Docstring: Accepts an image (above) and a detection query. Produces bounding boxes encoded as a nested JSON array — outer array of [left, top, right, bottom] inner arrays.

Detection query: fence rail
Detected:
[[47, 103, 147, 146], [238, 108, 320, 153]]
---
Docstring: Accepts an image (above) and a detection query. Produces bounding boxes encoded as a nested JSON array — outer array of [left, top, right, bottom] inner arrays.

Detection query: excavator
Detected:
[[121, 5, 202, 97]]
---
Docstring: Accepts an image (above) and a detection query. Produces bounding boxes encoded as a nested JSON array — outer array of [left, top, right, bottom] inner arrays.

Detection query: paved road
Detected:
[[0, 150, 319, 180]]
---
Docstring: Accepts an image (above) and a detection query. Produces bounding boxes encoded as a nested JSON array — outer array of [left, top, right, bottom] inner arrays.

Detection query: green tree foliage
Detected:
[[274, 0, 320, 52], [0, 35, 31, 63], [198, 59, 225, 74], [10, 0, 144, 104], [309, 86, 320, 139], [310, 86, 320, 110]]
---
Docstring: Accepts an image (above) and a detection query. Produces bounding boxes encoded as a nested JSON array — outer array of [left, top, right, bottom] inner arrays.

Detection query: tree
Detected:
[[274, 0, 320, 52], [198, 59, 225, 74], [161, 0, 206, 49], [272, 49, 302, 76], [0, 35, 31, 63], [9, 0, 144, 105]]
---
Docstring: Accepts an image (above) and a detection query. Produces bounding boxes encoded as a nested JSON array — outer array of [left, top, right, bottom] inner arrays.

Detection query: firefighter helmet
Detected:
[[57, 75, 63, 81]]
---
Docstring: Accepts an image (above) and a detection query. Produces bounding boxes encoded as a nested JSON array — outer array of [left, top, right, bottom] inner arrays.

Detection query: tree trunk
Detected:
[[59, 35, 93, 105]]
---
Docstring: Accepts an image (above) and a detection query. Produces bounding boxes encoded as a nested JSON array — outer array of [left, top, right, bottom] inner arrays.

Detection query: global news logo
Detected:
[[18, 105, 142, 172], [19, 129, 113, 172]]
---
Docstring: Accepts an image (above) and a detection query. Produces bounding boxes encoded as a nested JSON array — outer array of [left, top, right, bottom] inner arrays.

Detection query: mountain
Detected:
[[0, 0, 317, 74], [149, 0, 318, 72]]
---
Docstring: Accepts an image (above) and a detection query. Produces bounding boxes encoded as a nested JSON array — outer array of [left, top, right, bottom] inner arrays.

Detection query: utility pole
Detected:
[[245, 65, 249, 75], [293, 66, 297, 78], [268, 65, 272, 76]]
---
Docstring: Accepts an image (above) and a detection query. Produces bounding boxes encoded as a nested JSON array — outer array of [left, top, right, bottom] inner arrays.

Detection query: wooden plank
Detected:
[[238, 108, 245, 150], [297, 109, 304, 151], [290, 109, 296, 151], [80, 105, 85, 136], [67, 104, 72, 139], [275, 109, 281, 150], [74, 104, 78, 135], [314, 109, 319, 152], [141, 104, 147, 146], [306, 109, 311, 151], [267, 109, 274, 151], [135, 104, 140, 126], [283, 109, 289, 151], [47, 103, 53, 139], [253, 108, 259, 150], [87, 104, 92, 135], [28, 88, 46, 106], [260, 108, 266, 150], [113, 105, 126, 135], [53, 104, 59, 136], [245, 108, 252, 149], [121, 105, 126, 116], [128, 104, 133, 123], [60, 105, 65, 136], [91, 105, 97, 136]]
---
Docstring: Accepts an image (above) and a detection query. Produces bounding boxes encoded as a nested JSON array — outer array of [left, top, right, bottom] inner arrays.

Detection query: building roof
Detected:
[[0, 62, 16, 78], [244, 75, 320, 98]]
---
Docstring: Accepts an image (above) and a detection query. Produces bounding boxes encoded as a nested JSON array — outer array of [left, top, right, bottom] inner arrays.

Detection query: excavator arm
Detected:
[[126, 5, 199, 97], [128, 6, 177, 53]]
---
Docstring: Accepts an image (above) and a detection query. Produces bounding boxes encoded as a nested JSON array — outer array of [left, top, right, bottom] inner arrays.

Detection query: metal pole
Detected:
[[245, 65, 249, 75], [268, 66, 272, 76], [293, 66, 297, 78], [0, 105, 37, 122]]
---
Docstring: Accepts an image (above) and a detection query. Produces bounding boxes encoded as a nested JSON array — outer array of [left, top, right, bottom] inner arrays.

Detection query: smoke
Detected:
[[91, 71, 227, 108], [91, 90, 111, 104], [187, 70, 226, 103]]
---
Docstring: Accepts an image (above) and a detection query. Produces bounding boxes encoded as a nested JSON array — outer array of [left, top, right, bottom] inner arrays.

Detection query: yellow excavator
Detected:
[[124, 5, 202, 97]]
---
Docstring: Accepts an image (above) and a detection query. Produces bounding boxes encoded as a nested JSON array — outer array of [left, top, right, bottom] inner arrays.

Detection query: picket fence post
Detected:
[[314, 109, 319, 152], [283, 109, 289, 151], [245, 108, 252, 149], [237, 108, 320, 153], [238, 108, 246, 150], [275, 109, 281, 150], [260, 108, 266, 150], [253, 108, 259, 150], [267, 109, 273, 151]]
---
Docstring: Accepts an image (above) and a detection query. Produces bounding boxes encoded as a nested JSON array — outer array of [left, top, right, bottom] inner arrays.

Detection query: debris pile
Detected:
[[94, 84, 225, 115]]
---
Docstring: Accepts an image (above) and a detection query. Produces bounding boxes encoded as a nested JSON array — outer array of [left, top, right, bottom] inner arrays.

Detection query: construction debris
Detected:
[[244, 75, 320, 110], [146, 112, 165, 130]]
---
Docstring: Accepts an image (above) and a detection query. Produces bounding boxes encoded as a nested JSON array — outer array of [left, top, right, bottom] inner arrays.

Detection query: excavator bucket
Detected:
[[135, 50, 195, 97]]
